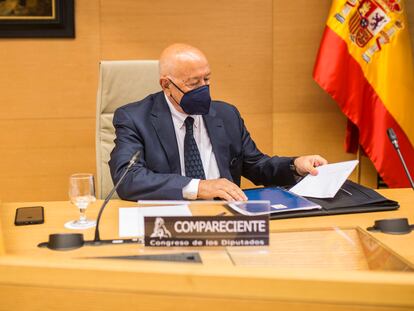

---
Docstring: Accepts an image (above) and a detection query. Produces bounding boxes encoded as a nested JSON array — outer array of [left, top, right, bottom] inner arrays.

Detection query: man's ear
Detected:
[[159, 78, 170, 90]]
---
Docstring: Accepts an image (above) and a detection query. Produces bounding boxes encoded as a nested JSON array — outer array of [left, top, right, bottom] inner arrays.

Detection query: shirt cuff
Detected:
[[182, 179, 200, 200]]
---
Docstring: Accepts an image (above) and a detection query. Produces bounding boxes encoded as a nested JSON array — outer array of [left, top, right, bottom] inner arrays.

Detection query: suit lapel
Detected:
[[203, 107, 232, 181], [150, 93, 181, 174]]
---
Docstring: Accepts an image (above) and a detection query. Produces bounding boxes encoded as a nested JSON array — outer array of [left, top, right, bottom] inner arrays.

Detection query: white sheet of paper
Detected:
[[118, 205, 192, 237], [289, 160, 359, 198]]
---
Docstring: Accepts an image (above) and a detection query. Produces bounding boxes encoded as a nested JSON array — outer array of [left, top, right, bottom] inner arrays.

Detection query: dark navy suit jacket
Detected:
[[109, 91, 296, 200]]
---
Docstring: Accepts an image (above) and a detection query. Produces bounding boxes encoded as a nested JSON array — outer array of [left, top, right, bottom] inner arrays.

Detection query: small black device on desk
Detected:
[[14, 206, 44, 226]]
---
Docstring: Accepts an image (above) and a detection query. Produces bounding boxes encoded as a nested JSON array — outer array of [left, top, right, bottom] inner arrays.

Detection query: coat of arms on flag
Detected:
[[334, 0, 404, 62]]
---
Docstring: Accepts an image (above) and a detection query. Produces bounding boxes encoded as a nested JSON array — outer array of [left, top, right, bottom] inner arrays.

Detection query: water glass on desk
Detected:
[[65, 173, 97, 229]]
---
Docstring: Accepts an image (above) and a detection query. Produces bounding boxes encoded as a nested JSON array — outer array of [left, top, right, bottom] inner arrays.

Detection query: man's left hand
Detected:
[[294, 155, 328, 176]]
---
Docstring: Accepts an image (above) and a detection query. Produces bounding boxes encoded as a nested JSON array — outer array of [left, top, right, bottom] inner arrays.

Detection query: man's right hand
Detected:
[[197, 178, 248, 201]]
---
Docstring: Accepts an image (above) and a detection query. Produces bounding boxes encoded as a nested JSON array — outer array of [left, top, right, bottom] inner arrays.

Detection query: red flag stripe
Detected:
[[313, 26, 414, 187]]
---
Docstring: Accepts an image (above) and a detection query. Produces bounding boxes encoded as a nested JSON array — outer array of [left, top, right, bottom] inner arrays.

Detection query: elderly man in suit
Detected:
[[109, 43, 327, 201]]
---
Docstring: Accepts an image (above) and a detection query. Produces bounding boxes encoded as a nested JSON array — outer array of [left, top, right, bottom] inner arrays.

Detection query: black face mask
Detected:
[[168, 79, 211, 115]]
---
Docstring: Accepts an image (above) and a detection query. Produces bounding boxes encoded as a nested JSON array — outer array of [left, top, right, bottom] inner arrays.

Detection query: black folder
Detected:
[[269, 180, 399, 220]]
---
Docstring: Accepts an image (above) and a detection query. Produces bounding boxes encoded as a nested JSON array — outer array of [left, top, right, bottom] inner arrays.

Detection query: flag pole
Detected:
[[356, 144, 362, 184]]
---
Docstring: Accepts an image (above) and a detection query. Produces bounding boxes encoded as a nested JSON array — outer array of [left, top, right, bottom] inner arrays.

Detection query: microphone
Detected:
[[387, 128, 414, 189], [93, 150, 141, 243], [38, 150, 141, 251], [387, 128, 399, 149], [363, 129, 414, 237]]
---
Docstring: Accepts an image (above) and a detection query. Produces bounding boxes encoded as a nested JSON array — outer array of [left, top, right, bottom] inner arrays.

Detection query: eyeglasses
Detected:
[[169, 75, 211, 92]]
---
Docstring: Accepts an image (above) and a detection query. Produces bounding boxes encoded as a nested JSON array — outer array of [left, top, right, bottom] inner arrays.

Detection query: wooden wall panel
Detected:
[[272, 112, 377, 188], [0, 1, 100, 120], [274, 0, 334, 114], [0, 0, 100, 202], [0, 202, 4, 255], [0, 119, 95, 201], [273, 0, 340, 154]]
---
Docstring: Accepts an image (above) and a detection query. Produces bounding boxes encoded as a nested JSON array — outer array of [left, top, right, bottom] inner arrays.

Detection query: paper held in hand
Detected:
[[289, 160, 359, 198]]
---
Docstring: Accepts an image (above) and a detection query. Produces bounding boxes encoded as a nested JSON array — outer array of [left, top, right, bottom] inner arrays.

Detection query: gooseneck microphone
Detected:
[[364, 129, 414, 236], [387, 128, 414, 189], [93, 150, 141, 243]]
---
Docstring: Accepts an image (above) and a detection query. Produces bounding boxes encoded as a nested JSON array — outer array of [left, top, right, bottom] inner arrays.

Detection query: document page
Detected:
[[289, 160, 359, 198], [119, 205, 192, 237]]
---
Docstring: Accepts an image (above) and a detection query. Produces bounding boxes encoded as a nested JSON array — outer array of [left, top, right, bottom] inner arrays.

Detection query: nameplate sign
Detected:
[[144, 216, 269, 247]]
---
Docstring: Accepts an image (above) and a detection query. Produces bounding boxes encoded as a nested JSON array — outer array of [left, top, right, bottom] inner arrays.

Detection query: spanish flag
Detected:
[[314, 0, 414, 188]]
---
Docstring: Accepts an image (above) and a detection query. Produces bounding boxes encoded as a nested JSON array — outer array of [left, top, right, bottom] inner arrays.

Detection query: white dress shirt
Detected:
[[164, 93, 220, 199]]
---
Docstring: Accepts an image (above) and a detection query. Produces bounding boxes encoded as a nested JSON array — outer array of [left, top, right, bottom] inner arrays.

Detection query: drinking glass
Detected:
[[66, 173, 96, 229]]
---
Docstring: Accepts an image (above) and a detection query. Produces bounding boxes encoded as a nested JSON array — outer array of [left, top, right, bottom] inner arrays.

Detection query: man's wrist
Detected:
[[182, 179, 200, 200], [289, 157, 299, 174], [289, 157, 303, 179]]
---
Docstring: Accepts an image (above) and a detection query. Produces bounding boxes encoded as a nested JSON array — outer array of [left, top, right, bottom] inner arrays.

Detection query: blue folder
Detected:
[[229, 187, 321, 216]]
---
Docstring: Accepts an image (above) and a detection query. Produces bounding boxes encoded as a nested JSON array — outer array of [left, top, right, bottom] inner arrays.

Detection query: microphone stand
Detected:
[[365, 129, 414, 236], [91, 150, 141, 246], [387, 128, 414, 190]]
